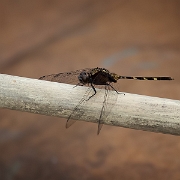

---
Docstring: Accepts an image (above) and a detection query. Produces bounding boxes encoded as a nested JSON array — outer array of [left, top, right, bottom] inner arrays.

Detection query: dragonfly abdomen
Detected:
[[118, 76, 174, 80]]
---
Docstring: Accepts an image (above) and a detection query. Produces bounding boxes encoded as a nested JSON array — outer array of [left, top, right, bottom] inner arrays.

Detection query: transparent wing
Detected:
[[97, 86, 107, 134], [40, 68, 92, 128], [66, 86, 95, 128], [97, 83, 119, 134], [39, 68, 91, 85]]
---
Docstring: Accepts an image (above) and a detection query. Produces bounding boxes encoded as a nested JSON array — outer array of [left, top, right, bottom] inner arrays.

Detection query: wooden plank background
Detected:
[[0, 0, 180, 179]]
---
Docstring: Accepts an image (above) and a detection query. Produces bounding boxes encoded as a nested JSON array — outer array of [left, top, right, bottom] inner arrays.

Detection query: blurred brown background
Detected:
[[0, 0, 180, 179]]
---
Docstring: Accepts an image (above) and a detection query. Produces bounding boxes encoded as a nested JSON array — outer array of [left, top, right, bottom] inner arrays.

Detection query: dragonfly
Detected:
[[39, 67, 174, 134]]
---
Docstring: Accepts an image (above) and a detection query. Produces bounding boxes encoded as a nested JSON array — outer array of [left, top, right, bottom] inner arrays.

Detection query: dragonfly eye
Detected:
[[78, 71, 89, 84]]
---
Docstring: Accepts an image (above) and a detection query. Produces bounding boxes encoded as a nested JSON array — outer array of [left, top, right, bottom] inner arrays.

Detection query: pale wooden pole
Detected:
[[0, 74, 180, 135]]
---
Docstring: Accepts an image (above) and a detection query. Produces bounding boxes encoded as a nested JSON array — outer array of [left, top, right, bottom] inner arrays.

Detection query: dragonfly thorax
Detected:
[[78, 69, 119, 85]]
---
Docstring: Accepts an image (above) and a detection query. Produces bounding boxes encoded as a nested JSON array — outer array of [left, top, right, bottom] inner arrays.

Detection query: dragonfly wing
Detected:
[[65, 86, 95, 128], [39, 68, 91, 85], [40, 68, 93, 129], [97, 84, 118, 134], [66, 119, 77, 128], [97, 123, 103, 135]]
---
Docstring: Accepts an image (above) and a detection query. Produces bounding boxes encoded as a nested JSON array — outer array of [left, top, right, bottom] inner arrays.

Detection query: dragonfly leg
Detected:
[[73, 83, 84, 88], [86, 83, 97, 100], [107, 83, 125, 95]]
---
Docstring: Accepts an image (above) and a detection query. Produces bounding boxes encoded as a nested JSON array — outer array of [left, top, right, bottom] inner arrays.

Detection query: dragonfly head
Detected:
[[78, 71, 89, 84]]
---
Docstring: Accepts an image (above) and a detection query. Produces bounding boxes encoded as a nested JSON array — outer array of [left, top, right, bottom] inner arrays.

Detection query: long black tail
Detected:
[[118, 76, 174, 80]]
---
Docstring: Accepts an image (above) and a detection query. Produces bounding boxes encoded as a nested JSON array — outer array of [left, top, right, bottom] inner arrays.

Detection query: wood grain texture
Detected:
[[0, 73, 179, 135]]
